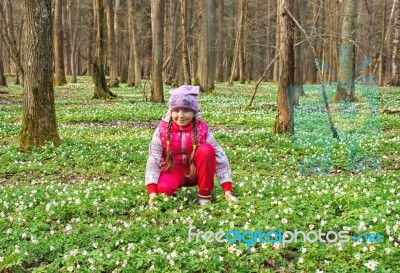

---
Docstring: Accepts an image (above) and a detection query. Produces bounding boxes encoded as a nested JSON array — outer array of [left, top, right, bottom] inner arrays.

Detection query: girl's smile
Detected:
[[171, 109, 195, 127]]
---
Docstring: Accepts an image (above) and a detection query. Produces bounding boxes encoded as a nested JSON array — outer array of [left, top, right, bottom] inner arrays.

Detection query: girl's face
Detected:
[[171, 108, 195, 127]]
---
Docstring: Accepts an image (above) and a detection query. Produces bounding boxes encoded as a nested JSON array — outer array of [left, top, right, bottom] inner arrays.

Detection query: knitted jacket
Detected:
[[145, 119, 232, 194]]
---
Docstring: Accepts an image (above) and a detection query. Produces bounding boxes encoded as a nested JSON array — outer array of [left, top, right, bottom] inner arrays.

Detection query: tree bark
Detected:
[[92, 0, 116, 99], [127, 0, 142, 87], [274, 0, 294, 134], [19, 0, 61, 150], [273, 0, 281, 82], [335, 0, 357, 101], [54, 0, 67, 86], [150, 0, 165, 102], [106, 0, 119, 87]]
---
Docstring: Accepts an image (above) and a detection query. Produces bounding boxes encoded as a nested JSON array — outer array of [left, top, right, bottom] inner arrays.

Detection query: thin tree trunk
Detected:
[[68, 0, 79, 83], [150, 0, 165, 102], [86, 0, 95, 76], [0, 40, 6, 86], [215, 0, 224, 82], [274, 0, 294, 134], [198, 0, 216, 91], [92, 0, 116, 99], [229, 0, 246, 85], [106, 0, 119, 87], [181, 0, 191, 84], [54, 0, 67, 86], [335, 0, 358, 101], [273, 0, 281, 82], [19, 0, 61, 150], [391, 0, 400, 85], [166, 0, 180, 86], [293, 0, 304, 105]]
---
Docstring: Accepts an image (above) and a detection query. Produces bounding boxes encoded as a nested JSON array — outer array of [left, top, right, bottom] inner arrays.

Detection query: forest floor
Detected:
[[0, 77, 399, 272]]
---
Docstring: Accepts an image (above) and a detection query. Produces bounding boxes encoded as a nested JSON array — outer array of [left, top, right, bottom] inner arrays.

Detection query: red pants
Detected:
[[157, 143, 216, 199]]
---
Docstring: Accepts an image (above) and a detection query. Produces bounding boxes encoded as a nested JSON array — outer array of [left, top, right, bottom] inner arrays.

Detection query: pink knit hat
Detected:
[[168, 85, 200, 113]]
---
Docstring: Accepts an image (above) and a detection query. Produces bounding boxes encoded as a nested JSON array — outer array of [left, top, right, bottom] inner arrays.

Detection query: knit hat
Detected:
[[168, 85, 200, 113]]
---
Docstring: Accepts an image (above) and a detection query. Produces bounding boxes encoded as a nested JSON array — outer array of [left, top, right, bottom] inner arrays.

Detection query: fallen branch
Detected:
[[381, 108, 400, 114]]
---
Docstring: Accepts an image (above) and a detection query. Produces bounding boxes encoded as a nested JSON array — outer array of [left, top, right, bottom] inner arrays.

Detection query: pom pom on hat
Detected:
[[168, 85, 200, 113]]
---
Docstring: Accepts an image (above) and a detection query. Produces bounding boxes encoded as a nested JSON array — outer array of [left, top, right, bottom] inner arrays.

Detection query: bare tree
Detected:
[[335, 0, 358, 101], [19, 0, 61, 150], [198, 0, 216, 91], [150, 0, 165, 102], [54, 0, 67, 86], [92, 0, 116, 99], [274, 0, 294, 134]]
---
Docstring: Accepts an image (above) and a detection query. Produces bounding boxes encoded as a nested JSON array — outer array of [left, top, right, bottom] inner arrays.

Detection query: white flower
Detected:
[[364, 260, 379, 271], [281, 218, 288, 224], [219, 256, 224, 261], [385, 248, 391, 254], [67, 266, 74, 272], [301, 247, 307, 253], [0, 257, 3, 262], [354, 253, 361, 261], [316, 270, 324, 273], [298, 257, 304, 264]]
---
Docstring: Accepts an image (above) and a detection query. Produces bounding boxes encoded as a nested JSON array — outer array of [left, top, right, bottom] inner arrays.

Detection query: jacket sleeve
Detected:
[[205, 130, 232, 185], [145, 126, 163, 186]]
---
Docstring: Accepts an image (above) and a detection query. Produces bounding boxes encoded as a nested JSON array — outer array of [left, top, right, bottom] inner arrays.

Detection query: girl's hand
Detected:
[[148, 192, 157, 206], [224, 191, 239, 202]]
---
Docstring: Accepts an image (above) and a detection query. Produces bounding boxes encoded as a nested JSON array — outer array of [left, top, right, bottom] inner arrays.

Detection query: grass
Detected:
[[0, 76, 399, 272]]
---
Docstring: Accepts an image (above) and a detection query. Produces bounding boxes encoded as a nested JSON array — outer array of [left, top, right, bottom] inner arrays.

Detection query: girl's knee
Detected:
[[196, 143, 215, 158]]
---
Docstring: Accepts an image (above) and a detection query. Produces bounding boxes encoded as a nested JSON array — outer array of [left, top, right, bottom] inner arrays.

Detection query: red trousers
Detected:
[[157, 143, 216, 199]]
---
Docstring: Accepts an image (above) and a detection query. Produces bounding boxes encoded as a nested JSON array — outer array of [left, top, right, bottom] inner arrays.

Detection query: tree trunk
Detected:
[[127, 0, 142, 87], [239, 0, 247, 84], [180, 0, 191, 84], [19, 0, 61, 150], [198, 0, 216, 91], [274, 0, 294, 134], [54, 0, 67, 86], [215, 0, 224, 82], [106, 0, 119, 87], [86, 0, 95, 76], [391, 0, 400, 85], [92, 0, 115, 99], [273, 0, 281, 82], [293, 0, 304, 105], [0, 41, 6, 86], [150, 0, 165, 102], [335, 0, 357, 101], [229, 0, 246, 85], [166, 0, 180, 86], [68, 0, 80, 83]]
